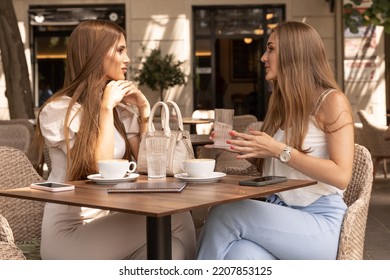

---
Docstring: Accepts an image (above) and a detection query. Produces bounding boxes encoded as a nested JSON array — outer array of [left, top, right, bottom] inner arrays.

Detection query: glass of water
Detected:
[[213, 109, 234, 148], [146, 137, 167, 179]]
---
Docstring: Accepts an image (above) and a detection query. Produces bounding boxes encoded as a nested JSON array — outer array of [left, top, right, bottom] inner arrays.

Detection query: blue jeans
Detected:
[[196, 194, 347, 260]]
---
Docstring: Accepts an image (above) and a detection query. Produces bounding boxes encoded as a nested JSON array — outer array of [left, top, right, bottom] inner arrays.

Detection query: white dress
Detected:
[[39, 96, 196, 260]]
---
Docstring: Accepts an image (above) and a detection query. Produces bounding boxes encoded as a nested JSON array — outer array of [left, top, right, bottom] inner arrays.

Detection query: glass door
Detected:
[[192, 5, 285, 120]]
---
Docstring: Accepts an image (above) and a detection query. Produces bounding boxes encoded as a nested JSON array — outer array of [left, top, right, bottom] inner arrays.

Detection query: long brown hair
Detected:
[[36, 20, 132, 180], [257, 21, 344, 172]]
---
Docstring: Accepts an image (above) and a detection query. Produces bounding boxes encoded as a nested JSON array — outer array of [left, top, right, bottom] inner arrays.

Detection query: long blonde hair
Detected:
[[37, 20, 132, 180], [258, 21, 343, 171]]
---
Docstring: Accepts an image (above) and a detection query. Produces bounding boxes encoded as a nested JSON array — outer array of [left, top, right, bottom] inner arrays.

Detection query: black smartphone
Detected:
[[30, 182, 75, 192], [239, 176, 287, 186]]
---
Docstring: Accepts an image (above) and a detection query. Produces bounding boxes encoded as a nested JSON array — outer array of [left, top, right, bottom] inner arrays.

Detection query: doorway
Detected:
[[192, 5, 285, 120]]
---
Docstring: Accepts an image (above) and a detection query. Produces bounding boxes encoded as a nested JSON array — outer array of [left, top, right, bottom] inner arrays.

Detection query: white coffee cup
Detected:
[[98, 159, 137, 179], [182, 158, 215, 178]]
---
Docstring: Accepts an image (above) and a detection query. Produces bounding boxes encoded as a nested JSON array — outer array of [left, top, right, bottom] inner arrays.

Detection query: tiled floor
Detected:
[[363, 177, 390, 260]]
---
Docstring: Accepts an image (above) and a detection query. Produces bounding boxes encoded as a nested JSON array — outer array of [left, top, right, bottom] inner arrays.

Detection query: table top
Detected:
[[190, 134, 213, 146], [0, 175, 316, 217], [182, 117, 214, 124]]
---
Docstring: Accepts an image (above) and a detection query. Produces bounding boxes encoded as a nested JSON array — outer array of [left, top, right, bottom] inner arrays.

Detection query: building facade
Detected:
[[0, 0, 386, 124]]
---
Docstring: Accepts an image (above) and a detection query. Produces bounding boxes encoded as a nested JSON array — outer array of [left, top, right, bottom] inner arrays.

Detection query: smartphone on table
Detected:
[[30, 182, 75, 192], [239, 176, 287, 187]]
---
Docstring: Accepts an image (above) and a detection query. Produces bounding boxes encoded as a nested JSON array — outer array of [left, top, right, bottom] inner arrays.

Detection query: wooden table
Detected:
[[183, 117, 214, 134], [182, 117, 214, 125], [0, 175, 316, 260]]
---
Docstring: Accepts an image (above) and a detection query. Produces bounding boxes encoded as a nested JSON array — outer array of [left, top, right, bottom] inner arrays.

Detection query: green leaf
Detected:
[[133, 47, 187, 101]]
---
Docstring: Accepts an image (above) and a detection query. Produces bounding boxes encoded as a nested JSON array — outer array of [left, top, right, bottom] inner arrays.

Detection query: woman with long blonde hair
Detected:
[[37, 19, 196, 259], [197, 21, 354, 260]]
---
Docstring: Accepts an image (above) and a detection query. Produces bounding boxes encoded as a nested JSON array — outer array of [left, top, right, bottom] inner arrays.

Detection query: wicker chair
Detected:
[[232, 114, 258, 134], [337, 144, 373, 259], [0, 119, 40, 171], [0, 123, 32, 154], [0, 146, 45, 259], [0, 214, 26, 260], [357, 110, 390, 178]]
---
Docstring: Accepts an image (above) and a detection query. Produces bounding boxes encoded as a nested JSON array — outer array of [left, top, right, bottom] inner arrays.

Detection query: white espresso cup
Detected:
[[182, 158, 215, 178], [98, 159, 137, 179]]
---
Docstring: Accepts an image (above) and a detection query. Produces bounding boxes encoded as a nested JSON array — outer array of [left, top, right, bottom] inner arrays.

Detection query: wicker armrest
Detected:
[[337, 197, 369, 260], [225, 165, 261, 176], [0, 214, 26, 260], [0, 241, 26, 260]]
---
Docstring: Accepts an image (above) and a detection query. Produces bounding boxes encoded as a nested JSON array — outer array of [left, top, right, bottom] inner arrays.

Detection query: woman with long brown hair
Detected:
[[37, 19, 195, 259], [197, 21, 354, 259]]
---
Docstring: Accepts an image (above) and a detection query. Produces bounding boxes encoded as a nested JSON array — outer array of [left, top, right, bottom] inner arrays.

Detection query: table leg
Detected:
[[147, 216, 172, 260]]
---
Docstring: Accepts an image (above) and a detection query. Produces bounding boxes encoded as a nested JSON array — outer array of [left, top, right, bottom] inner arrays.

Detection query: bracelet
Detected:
[[138, 116, 149, 124]]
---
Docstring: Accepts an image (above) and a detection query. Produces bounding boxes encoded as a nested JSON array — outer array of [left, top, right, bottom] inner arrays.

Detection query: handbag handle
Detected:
[[147, 101, 171, 138], [165, 101, 184, 131]]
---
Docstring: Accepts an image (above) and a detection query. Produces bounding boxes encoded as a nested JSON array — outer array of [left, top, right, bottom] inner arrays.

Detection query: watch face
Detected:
[[279, 147, 291, 163], [280, 152, 291, 162]]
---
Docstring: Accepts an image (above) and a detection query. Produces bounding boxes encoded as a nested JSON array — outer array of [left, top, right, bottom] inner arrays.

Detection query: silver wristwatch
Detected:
[[279, 146, 292, 163]]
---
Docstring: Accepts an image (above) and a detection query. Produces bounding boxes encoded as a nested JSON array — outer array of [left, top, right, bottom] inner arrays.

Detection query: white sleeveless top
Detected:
[[263, 89, 344, 207]]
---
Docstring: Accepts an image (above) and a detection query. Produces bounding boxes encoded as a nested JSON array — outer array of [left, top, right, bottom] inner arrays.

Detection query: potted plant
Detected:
[[132, 47, 187, 101], [344, 0, 390, 34]]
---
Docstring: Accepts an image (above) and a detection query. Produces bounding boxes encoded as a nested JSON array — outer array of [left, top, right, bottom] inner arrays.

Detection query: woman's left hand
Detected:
[[227, 129, 284, 160], [121, 81, 149, 109]]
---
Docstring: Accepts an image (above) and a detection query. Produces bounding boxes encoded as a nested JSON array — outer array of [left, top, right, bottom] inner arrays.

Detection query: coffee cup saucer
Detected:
[[87, 173, 139, 185], [174, 172, 226, 183]]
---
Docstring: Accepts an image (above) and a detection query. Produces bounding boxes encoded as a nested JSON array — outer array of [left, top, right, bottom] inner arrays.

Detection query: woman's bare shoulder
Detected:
[[316, 90, 352, 128]]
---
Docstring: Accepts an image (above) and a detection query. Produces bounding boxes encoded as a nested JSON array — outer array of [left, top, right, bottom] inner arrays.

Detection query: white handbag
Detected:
[[137, 101, 194, 176]]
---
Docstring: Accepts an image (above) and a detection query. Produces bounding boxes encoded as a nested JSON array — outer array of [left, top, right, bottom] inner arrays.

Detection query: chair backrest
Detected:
[[0, 119, 40, 169], [245, 121, 263, 133], [0, 123, 32, 154], [233, 114, 258, 133], [337, 144, 373, 260], [357, 110, 390, 157], [0, 146, 45, 243]]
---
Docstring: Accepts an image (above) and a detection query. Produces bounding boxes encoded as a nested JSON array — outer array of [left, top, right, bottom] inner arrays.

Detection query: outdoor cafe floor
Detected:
[[364, 174, 390, 260]]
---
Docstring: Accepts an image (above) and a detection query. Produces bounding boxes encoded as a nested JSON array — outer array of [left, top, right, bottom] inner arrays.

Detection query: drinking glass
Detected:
[[213, 109, 234, 148], [146, 137, 167, 179]]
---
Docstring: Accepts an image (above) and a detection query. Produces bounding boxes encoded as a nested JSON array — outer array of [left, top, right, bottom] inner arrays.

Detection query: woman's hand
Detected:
[[227, 129, 285, 159], [121, 81, 149, 109], [101, 80, 133, 110], [203, 130, 240, 153]]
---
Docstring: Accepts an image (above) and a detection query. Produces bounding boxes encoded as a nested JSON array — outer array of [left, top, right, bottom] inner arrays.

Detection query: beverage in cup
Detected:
[[146, 137, 167, 179], [98, 159, 137, 179]]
